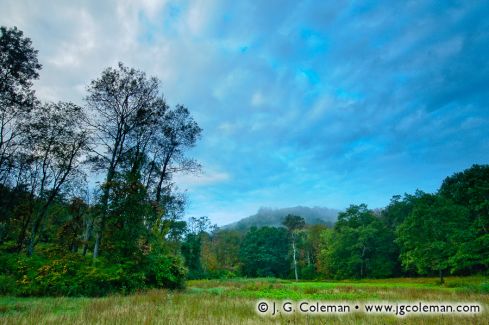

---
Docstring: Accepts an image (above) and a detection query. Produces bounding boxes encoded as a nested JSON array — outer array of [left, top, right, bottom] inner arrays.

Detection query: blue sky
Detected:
[[2, 0, 489, 225]]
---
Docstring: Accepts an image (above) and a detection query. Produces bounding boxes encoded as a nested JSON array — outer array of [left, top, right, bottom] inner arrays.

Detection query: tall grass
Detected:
[[1, 276, 487, 324]]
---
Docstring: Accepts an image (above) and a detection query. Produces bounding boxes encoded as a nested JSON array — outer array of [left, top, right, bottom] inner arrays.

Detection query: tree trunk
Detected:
[[27, 213, 42, 256], [292, 236, 298, 281], [93, 228, 101, 258], [82, 217, 92, 256], [93, 166, 115, 259], [439, 269, 444, 284], [27, 202, 50, 256]]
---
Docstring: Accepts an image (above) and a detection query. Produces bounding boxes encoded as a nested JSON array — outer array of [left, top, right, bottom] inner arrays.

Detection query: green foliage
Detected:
[[199, 229, 242, 279], [282, 214, 305, 231], [381, 192, 423, 232], [299, 224, 329, 280], [103, 171, 152, 260], [396, 193, 470, 280], [299, 264, 317, 280], [321, 204, 397, 279], [145, 253, 187, 289], [439, 164, 489, 272], [0, 275, 17, 295], [181, 216, 217, 279], [240, 227, 290, 278], [181, 233, 204, 279], [0, 243, 186, 296], [12, 253, 127, 296]]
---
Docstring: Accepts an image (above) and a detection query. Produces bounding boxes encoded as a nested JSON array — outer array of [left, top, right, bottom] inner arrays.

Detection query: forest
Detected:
[[183, 164, 489, 284], [1, 25, 488, 298]]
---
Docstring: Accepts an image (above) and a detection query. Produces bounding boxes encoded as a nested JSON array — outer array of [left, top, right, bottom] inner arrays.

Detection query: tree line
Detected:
[[0, 26, 201, 295], [183, 164, 488, 284]]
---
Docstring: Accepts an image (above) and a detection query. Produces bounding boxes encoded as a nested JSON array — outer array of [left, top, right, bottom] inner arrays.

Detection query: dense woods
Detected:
[[0, 26, 487, 297], [0, 26, 199, 295], [191, 165, 488, 283]]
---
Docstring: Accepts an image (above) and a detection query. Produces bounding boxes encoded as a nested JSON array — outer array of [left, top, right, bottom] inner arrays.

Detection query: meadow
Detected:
[[1, 276, 487, 324]]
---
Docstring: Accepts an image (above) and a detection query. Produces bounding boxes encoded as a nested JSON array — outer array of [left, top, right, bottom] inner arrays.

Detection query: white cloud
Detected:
[[174, 170, 230, 188], [48, 10, 96, 68], [181, 0, 219, 37], [140, 0, 167, 19]]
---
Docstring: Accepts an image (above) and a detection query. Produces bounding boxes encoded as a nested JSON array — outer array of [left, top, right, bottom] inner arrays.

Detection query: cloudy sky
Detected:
[[2, 0, 489, 225]]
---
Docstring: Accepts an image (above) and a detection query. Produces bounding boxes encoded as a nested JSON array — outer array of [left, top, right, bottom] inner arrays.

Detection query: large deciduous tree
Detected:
[[85, 62, 161, 258], [0, 26, 41, 185], [86, 63, 201, 259], [23, 102, 88, 255], [439, 164, 489, 272], [323, 204, 397, 279], [396, 193, 470, 283]]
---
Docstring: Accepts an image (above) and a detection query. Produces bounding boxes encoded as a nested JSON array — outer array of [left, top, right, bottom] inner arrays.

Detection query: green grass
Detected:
[[1, 276, 488, 324]]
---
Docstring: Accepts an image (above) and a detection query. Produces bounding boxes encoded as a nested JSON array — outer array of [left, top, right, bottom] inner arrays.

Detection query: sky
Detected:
[[1, 0, 489, 225]]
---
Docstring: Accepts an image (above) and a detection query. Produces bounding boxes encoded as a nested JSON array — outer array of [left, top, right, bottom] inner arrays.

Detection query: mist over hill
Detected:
[[222, 206, 339, 230]]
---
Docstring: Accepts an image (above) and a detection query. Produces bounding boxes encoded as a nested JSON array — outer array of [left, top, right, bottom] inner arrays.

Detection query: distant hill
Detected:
[[222, 206, 339, 230]]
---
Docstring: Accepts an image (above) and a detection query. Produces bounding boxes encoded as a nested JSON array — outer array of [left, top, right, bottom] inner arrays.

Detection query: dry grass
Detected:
[[1, 277, 488, 324]]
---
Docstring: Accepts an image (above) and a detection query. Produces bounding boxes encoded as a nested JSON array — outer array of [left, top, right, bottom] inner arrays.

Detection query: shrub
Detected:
[[0, 247, 188, 296], [145, 253, 187, 289]]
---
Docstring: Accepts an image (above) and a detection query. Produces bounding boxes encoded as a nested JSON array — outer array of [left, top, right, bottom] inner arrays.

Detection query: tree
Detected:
[[396, 193, 470, 283], [85, 62, 161, 258], [200, 229, 242, 278], [240, 226, 290, 278], [381, 193, 419, 230], [317, 227, 334, 276], [181, 216, 216, 279], [145, 104, 202, 205], [323, 204, 397, 279], [104, 170, 154, 260], [22, 102, 88, 255], [301, 224, 329, 279], [213, 230, 242, 274], [0, 27, 196, 293], [143, 105, 202, 236], [380, 192, 426, 276], [0, 26, 41, 185], [56, 197, 88, 253], [282, 214, 305, 281], [439, 164, 489, 272], [86, 63, 202, 259]]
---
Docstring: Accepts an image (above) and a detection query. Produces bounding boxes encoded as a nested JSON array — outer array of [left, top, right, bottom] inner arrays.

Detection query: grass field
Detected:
[[1, 276, 488, 324]]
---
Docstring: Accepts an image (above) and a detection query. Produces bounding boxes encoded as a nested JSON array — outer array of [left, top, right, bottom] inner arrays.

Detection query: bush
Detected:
[[145, 253, 187, 289], [0, 247, 187, 296]]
